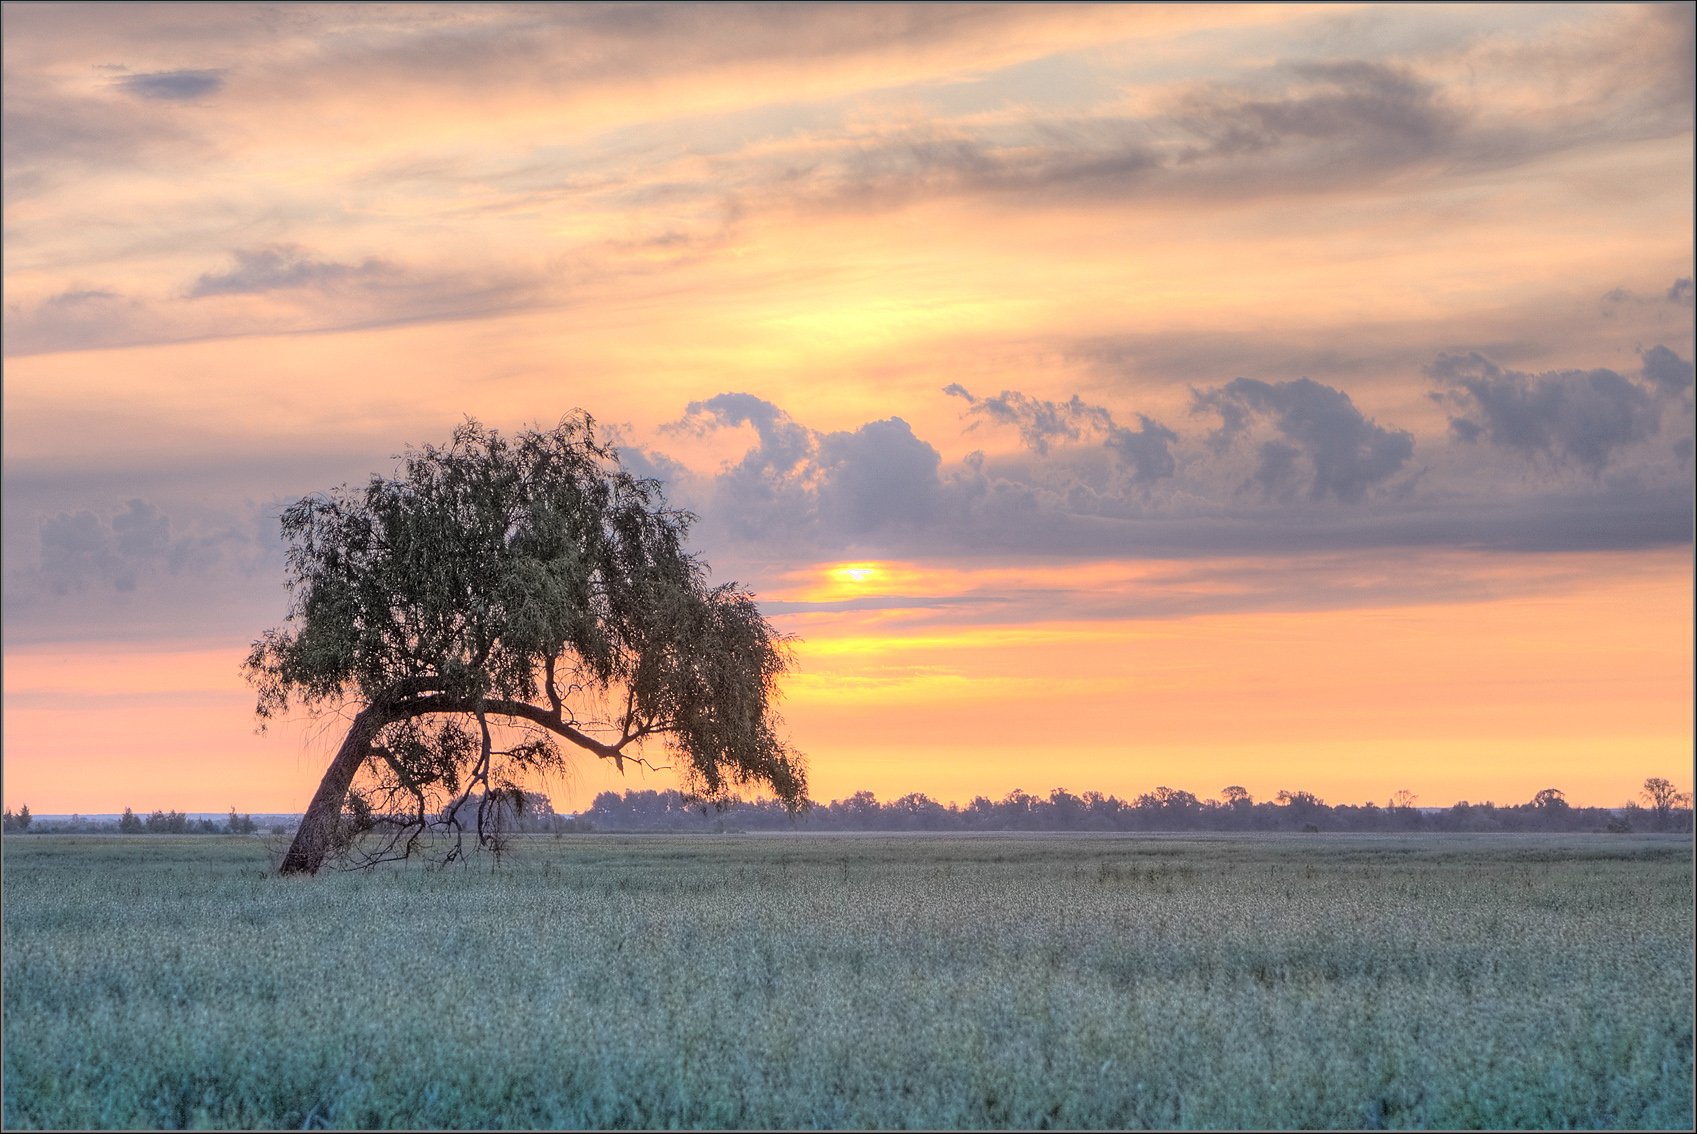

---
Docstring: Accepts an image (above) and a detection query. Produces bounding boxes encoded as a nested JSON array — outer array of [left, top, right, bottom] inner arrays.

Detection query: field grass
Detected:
[[3, 832, 1691, 1130]]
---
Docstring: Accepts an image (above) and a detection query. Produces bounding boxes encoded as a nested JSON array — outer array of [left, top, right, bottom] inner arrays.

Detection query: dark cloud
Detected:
[[1429, 351, 1673, 471], [660, 380, 1686, 566], [670, 394, 944, 542], [946, 385, 1176, 485], [189, 246, 387, 298], [657, 381, 1677, 565], [1106, 416, 1179, 485], [1193, 378, 1414, 502], [116, 69, 225, 101], [818, 418, 942, 533], [1174, 61, 1458, 168], [1640, 344, 1695, 398], [736, 29, 1690, 219], [945, 385, 1111, 456], [742, 60, 1464, 215], [1668, 278, 1694, 307], [676, 392, 815, 475]]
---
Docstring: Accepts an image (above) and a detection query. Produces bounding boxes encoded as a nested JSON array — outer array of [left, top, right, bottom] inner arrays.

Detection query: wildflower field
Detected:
[[2, 832, 1691, 1129]]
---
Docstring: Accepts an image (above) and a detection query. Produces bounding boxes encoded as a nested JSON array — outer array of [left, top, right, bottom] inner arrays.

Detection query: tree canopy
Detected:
[[246, 416, 805, 873]]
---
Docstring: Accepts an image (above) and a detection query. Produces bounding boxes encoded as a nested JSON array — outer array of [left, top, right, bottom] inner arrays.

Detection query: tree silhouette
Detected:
[[247, 416, 805, 874], [1640, 777, 1692, 829]]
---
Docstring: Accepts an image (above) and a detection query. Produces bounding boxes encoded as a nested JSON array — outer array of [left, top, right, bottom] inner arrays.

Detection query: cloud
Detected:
[[0, 76, 203, 200], [1173, 60, 1459, 170], [3, 252, 542, 357], [188, 246, 387, 297], [670, 394, 945, 541], [1429, 351, 1676, 471], [817, 417, 942, 533], [30, 498, 245, 596], [0, 288, 155, 356], [714, 13, 1691, 221], [946, 385, 1111, 456], [1668, 277, 1695, 307], [1107, 416, 1180, 486], [1640, 344, 1695, 398], [116, 69, 226, 101], [662, 376, 1691, 567], [946, 385, 1176, 485], [1192, 378, 1414, 502], [2, 488, 295, 647]]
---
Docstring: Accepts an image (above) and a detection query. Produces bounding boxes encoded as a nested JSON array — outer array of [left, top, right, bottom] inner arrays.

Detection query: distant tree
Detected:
[[1276, 790, 1327, 828], [1221, 786, 1252, 807], [1640, 777, 1692, 829], [118, 807, 142, 833], [245, 417, 806, 874], [1531, 788, 1569, 811], [1, 805, 31, 832], [227, 809, 258, 834], [145, 810, 190, 833], [1391, 789, 1418, 810]]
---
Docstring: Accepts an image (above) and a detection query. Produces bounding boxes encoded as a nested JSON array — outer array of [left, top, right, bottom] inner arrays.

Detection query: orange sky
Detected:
[[4, 3, 1692, 813]]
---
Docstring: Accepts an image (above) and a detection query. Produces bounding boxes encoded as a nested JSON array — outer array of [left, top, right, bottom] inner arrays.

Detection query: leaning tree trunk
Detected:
[[277, 706, 387, 875]]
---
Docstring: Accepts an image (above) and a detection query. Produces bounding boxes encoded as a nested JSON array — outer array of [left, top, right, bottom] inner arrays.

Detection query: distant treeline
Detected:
[[567, 782, 1694, 835], [1, 808, 268, 835], [7, 782, 1691, 836]]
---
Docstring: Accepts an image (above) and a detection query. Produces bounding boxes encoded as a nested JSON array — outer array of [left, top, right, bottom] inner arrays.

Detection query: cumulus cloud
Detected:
[[655, 375, 1692, 565], [667, 386, 1687, 567], [945, 384, 1176, 485], [1192, 377, 1414, 502], [670, 394, 944, 541], [1429, 349, 1683, 471], [1640, 344, 1695, 397]]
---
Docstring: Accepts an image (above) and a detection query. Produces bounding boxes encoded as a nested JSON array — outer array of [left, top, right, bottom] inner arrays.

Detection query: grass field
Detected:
[[3, 832, 1691, 1129]]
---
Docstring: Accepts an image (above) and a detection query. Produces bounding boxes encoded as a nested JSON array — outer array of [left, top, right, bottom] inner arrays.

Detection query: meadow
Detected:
[[2, 832, 1691, 1130]]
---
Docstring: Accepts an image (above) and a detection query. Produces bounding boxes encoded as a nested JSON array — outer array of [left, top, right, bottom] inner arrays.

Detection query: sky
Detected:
[[3, 2, 1692, 815]]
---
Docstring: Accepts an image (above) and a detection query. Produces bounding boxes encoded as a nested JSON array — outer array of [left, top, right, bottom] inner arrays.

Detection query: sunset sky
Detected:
[[4, 2, 1692, 815]]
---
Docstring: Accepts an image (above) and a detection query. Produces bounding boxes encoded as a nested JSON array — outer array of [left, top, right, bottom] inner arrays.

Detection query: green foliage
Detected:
[[243, 416, 804, 864], [3, 834, 1692, 1129]]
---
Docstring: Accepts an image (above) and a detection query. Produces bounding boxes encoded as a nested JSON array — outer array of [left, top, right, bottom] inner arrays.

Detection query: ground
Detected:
[[2, 831, 1691, 1129]]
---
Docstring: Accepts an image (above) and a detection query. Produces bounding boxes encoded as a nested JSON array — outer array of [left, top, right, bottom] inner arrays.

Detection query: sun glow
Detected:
[[810, 562, 894, 600]]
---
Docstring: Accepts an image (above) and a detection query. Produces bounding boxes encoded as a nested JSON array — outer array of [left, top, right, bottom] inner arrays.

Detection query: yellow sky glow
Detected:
[[3, 3, 1691, 815]]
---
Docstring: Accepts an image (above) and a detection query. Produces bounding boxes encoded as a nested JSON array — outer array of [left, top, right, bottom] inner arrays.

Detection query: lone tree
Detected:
[[246, 416, 806, 874]]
